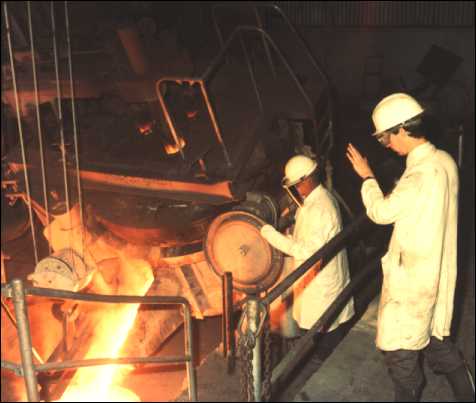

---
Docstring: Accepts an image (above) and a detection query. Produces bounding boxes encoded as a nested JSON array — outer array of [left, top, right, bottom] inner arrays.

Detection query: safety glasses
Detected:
[[374, 131, 391, 146]]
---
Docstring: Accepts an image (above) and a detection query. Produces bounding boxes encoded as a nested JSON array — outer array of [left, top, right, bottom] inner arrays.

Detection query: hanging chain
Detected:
[[239, 330, 256, 402], [262, 313, 273, 402], [237, 299, 273, 402]]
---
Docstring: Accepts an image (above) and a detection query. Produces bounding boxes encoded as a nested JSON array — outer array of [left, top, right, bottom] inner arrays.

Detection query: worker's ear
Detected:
[[397, 127, 409, 137]]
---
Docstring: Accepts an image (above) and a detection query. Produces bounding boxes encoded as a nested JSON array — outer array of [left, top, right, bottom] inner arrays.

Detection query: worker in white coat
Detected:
[[347, 93, 474, 402], [260, 155, 355, 364]]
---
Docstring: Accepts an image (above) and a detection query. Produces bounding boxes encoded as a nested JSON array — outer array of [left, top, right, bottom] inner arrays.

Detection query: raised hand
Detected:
[[346, 143, 375, 179]]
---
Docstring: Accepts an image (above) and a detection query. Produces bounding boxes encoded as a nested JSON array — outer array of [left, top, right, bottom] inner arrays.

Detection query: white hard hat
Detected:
[[282, 155, 318, 187], [372, 93, 424, 135]]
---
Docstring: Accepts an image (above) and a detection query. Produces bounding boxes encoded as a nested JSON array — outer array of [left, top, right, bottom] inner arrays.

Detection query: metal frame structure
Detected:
[[211, 3, 335, 157], [156, 26, 317, 171], [1, 279, 198, 402]]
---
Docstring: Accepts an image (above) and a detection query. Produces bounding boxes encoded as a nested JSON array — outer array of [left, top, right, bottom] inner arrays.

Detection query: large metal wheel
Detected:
[[204, 211, 283, 293]]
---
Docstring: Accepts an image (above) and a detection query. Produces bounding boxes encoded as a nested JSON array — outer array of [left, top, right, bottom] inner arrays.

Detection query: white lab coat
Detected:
[[361, 142, 458, 351], [261, 185, 355, 331]]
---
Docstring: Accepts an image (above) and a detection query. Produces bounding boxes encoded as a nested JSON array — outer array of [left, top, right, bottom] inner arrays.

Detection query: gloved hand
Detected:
[[260, 224, 277, 241], [259, 224, 293, 255]]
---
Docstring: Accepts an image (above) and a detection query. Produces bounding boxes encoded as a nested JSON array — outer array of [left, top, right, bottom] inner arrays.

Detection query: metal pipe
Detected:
[[211, 5, 226, 50], [253, 5, 276, 78], [64, 1, 86, 257], [155, 79, 186, 159], [264, 213, 370, 305], [268, 3, 334, 147], [183, 302, 198, 401], [212, 3, 335, 150], [1, 360, 23, 376], [210, 4, 332, 111], [211, 4, 234, 67], [35, 355, 192, 372], [3, 2, 39, 265], [26, 1, 51, 255], [25, 286, 192, 305], [202, 27, 314, 120], [271, 252, 384, 392], [11, 279, 40, 402], [246, 297, 262, 402], [198, 81, 232, 166], [4, 282, 197, 401], [222, 272, 235, 364], [222, 274, 228, 358], [156, 77, 232, 166], [268, 4, 331, 88], [239, 32, 263, 112], [1, 297, 45, 364], [50, 1, 74, 236]]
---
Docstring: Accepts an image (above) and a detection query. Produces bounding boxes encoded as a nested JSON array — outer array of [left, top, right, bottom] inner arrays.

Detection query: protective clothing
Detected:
[[261, 184, 354, 331], [361, 141, 458, 350], [372, 93, 424, 135]]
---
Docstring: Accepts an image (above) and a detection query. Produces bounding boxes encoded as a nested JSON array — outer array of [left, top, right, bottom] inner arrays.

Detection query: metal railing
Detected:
[[1, 279, 197, 402], [155, 25, 323, 174], [211, 2, 335, 158], [237, 212, 385, 401]]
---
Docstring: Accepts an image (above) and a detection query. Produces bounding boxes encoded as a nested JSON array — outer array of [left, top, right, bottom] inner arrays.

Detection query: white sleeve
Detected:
[[260, 213, 335, 261], [260, 225, 295, 255], [361, 172, 423, 225]]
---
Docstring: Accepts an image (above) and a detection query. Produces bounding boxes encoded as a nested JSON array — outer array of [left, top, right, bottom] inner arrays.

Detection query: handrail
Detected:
[[202, 26, 315, 117], [212, 2, 332, 97], [238, 212, 381, 401], [270, 251, 384, 394], [263, 212, 370, 305], [212, 2, 335, 154], [155, 26, 318, 172], [1, 279, 197, 402]]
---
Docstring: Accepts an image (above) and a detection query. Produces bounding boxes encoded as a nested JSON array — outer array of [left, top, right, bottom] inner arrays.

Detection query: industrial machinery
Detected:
[[1, 3, 337, 399]]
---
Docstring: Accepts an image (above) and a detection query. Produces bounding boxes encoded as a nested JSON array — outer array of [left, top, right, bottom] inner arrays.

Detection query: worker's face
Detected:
[[295, 176, 316, 199], [386, 128, 410, 156], [284, 176, 316, 207]]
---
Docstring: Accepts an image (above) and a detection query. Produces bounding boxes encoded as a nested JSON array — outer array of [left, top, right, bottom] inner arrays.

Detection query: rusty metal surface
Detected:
[[79, 170, 235, 201], [204, 211, 283, 293], [95, 213, 212, 246]]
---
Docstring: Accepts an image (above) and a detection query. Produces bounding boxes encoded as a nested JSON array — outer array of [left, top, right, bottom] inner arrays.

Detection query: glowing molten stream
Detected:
[[59, 261, 154, 402]]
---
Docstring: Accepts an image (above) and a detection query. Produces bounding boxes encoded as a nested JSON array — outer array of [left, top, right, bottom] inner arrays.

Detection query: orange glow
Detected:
[[138, 123, 153, 136], [164, 136, 186, 155], [186, 110, 198, 119], [58, 261, 154, 402]]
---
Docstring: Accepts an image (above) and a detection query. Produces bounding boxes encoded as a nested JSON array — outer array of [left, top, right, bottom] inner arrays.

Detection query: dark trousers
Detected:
[[312, 324, 348, 361], [294, 323, 348, 378], [278, 324, 348, 401], [382, 336, 468, 401]]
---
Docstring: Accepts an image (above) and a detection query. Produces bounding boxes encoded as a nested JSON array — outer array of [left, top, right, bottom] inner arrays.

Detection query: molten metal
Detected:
[[58, 260, 154, 402]]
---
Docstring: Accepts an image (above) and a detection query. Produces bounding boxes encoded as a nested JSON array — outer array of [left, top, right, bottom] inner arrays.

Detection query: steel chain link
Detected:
[[239, 331, 256, 401], [262, 314, 272, 402]]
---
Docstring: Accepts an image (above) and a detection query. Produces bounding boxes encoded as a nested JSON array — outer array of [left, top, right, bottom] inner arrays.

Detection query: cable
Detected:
[[3, 2, 39, 265], [65, 1, 86, 259], [27, 1, 52, 255]]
